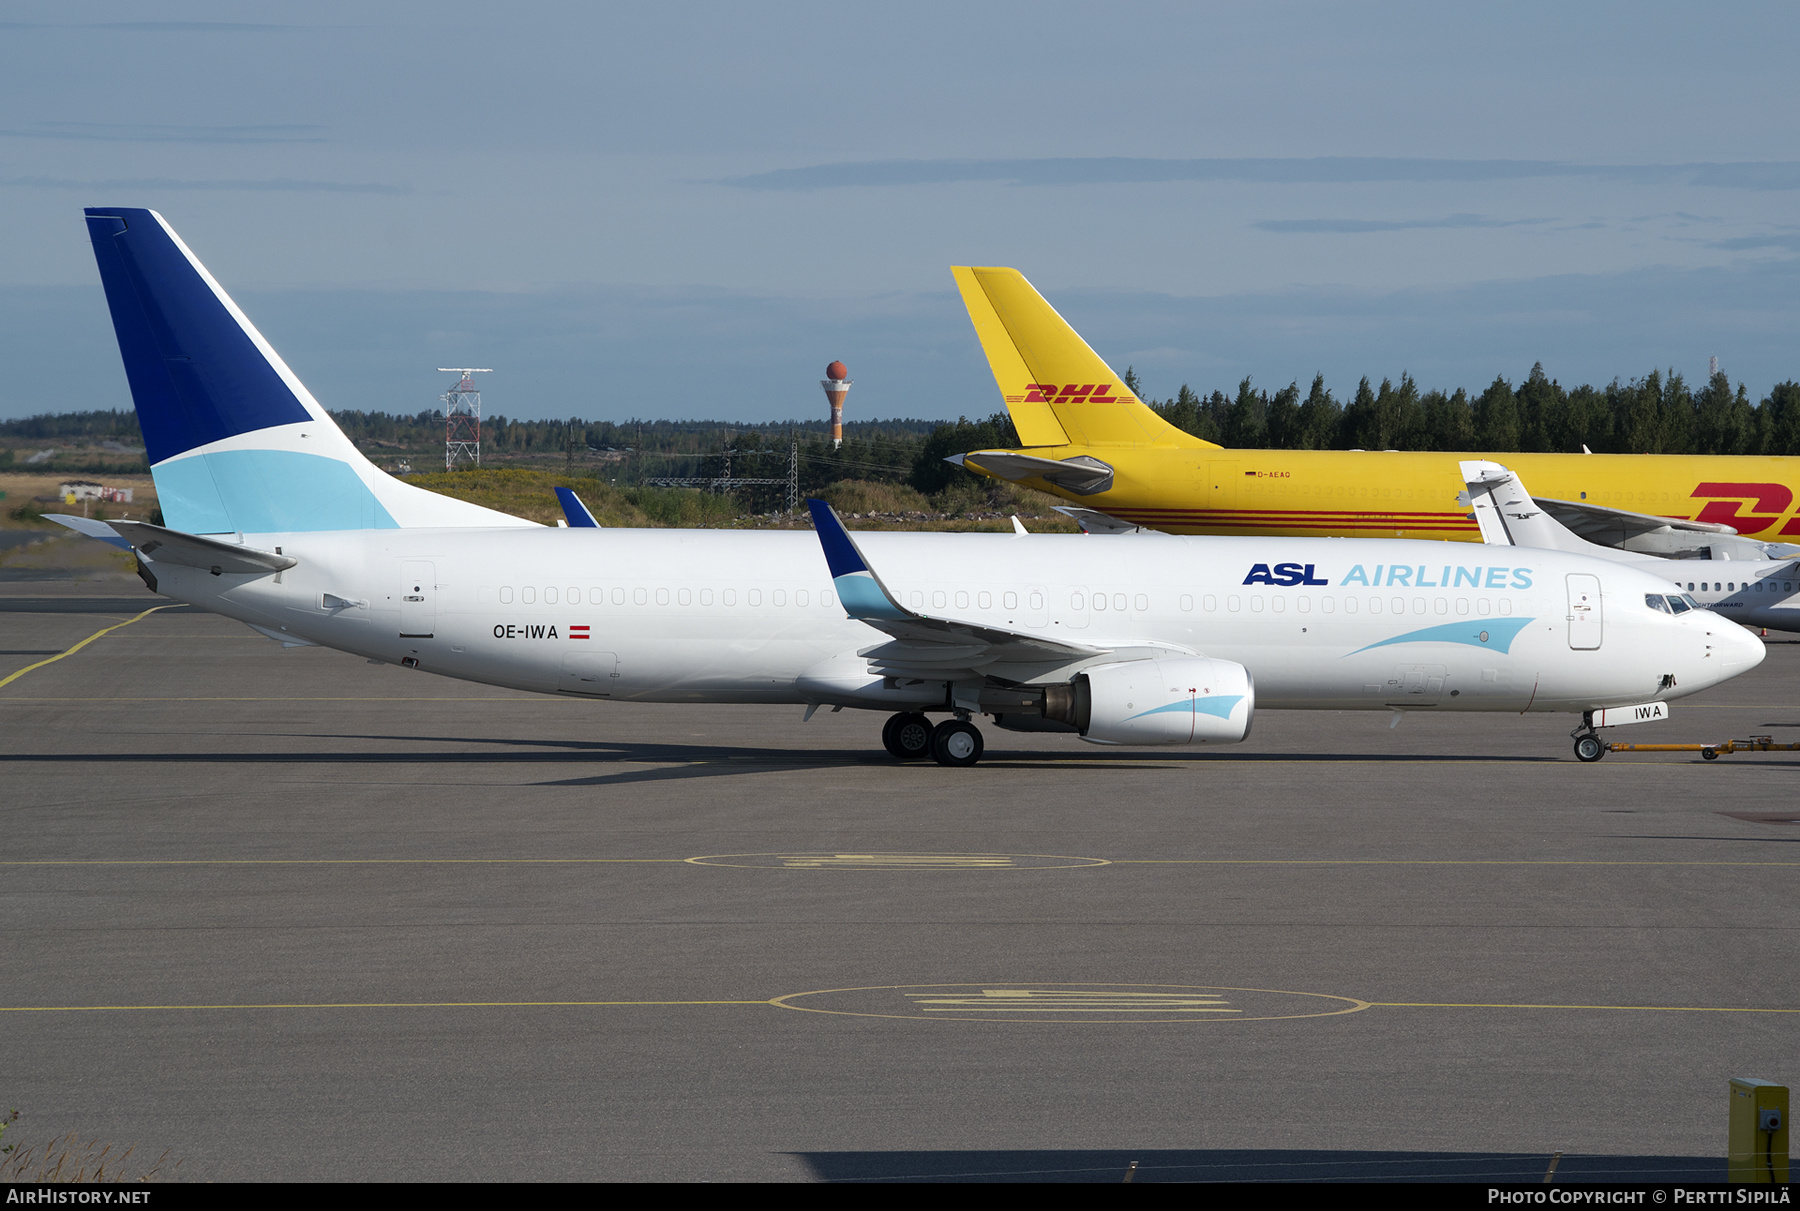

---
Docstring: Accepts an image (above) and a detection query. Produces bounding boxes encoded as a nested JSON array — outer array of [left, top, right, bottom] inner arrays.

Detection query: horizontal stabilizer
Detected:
[[44, 514, 135, 550], [108, 520, 297, 575], [953, 450, 1115, 495], [555, 487, 601, 528], [1051, 506, 1143, 535]]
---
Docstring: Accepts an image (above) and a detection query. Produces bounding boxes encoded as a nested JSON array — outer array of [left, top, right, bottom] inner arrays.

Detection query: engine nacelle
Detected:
[[1074, 657, 1255, 746]]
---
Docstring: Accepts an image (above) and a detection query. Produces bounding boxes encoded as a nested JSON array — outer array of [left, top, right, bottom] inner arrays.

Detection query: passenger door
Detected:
[[1566, 573, 1603, 650]]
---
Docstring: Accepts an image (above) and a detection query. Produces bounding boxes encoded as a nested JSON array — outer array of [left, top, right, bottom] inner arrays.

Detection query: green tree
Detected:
[[1295, 374, 1341, 450], [1473, 375, 1520, 450]]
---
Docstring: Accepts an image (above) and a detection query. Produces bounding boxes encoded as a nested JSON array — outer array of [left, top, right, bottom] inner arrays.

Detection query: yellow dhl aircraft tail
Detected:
[[953, 266, 1213, 450], [951, 265, 1800, 551]]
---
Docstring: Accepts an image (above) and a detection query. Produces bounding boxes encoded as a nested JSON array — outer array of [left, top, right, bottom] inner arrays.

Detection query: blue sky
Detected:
[[4, 2, 1800, 425]]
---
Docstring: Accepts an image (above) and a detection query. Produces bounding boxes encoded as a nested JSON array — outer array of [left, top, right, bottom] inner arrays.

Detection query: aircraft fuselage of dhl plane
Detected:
[[950, 266, 1800, 555]]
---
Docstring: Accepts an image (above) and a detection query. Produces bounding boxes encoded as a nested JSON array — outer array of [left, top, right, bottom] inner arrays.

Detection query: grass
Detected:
[[403, 468, 1081, 532], [0, 1112, 180, 1183]]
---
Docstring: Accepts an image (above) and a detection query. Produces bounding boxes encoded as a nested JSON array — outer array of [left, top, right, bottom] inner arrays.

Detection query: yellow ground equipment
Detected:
[[1729, 1078, 1788, 1184]]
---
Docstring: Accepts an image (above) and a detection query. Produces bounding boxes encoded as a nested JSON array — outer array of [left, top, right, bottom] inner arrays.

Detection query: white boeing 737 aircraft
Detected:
[[54, 208, 1765, 766]]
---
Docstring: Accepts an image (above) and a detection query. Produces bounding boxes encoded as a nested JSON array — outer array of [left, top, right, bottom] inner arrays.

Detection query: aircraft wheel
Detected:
[[931, 719, 985, 768], [883, 712, 934, 761], [1573, 735, 1605, 763]]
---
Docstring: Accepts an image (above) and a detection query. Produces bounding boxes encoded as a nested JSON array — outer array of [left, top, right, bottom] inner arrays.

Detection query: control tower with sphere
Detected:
[[822, 361, 852, 449]]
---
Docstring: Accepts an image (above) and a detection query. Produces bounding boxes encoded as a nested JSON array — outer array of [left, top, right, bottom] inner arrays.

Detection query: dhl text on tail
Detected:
[[950, 266, 1800, 552]]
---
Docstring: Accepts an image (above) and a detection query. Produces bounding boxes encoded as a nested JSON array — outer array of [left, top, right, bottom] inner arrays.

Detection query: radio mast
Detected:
[[439, 368, 491, 471]]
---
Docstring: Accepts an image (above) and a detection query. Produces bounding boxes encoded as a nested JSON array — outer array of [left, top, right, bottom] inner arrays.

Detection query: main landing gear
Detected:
[[882, 712, 986, 767]]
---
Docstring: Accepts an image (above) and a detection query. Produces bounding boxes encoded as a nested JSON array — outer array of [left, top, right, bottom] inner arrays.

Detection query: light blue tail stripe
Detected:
[[155, 450, 398, 534]]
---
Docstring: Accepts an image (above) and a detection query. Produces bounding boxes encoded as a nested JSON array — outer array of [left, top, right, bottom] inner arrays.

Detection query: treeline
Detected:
[[1134, 365, 1800, 457]]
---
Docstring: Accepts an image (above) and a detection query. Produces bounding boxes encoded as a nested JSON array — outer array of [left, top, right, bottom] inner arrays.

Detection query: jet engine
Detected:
[[1041, 656, 1255, 745]]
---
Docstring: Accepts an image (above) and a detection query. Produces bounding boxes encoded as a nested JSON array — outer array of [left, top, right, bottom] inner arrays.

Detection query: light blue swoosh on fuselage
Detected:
[[1346, 616, 1535, 657]]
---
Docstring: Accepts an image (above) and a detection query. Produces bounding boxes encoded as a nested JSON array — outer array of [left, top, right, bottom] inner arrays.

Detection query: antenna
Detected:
[[439, 368, 492, 471]]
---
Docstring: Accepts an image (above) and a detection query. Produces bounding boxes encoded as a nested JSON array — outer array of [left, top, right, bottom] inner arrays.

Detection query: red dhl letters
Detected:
[[1022, 383, 1123, 405], [1689, 482, 1798, 535]]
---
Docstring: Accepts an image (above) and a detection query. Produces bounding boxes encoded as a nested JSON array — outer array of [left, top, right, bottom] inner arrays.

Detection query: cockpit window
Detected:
[[1667, 595, 1692, 614], [1646, 593, 1672, 613]]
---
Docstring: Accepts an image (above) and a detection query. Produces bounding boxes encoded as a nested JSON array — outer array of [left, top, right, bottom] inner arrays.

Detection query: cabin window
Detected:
[[1250, 595, 1265, 613], [723, 589, 736, 606], [545, 587, 558, 605], [1367, 597, 1381, 614], [1296, 595, 1310, 613], [977, 591, 991, 610], [700, 588, 714, 606], [1342, 596, 1357, 614], [1004, 592, 1018, 611], [797, 589, 809, 607], [677, 588, 691, 606], [1397, 597, 1411, 615], [1227, 595, 1241, 612], [1499, 599, 1514, 616], [612, 587, 626, 605], [1455, 598, 1469, 616], [633, 587, 647, 605], [772, 589, 786, 607], [656, 588, 670, 606], [1179, 594, 1194, 611], [1477, 598, 1491, 615], [1270, 595, 1284, 613], [1029, 591, 1043, 611], [1071, 592, 1085, 611], [1202, 594, 1216, 612], [932, 590, 946, 609], [589, 588, 604, 605], [522, 586, 536, 605], [1319, 596, 1333, 613], [955, 591, 969, 610], [822, 591, 835, 608], [1113, 593, 1127, 612], [748, 589, 762, 606], [1092, 593, 1107, 612], [1435, 598, 1448, 615], [500, 586, 514, 604]]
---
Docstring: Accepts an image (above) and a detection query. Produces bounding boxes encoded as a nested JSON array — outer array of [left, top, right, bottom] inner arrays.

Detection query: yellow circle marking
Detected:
[[768, 982, 1370, 1023], [685, 852, 1110, 870]]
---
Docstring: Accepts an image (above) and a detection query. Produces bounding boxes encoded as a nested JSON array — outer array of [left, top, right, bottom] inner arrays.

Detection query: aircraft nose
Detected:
[[1715, 619, 1767, 676]]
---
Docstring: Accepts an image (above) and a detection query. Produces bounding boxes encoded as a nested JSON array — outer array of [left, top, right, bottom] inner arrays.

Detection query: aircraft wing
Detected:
[[1460, 462, 1639, 563], [948, 450, 1115, 496], [805, 498, 1101, 669], [1532, 496, 1737, 543]]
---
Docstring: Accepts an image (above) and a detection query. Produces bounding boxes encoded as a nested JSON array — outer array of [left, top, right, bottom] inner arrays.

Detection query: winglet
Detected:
[[805, 498, 912, 621], [554, 487, 601, 528]]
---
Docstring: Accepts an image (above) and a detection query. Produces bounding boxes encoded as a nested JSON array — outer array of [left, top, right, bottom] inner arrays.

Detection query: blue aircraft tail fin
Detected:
[[84, 208, 530, 534]]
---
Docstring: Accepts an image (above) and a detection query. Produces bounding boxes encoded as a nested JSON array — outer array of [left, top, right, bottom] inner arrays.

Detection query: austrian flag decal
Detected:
[[570, 625, 590, 640]]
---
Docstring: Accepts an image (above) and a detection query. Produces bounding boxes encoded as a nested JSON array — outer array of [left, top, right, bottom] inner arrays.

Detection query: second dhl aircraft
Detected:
[[950, 267, 1800, 560]]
